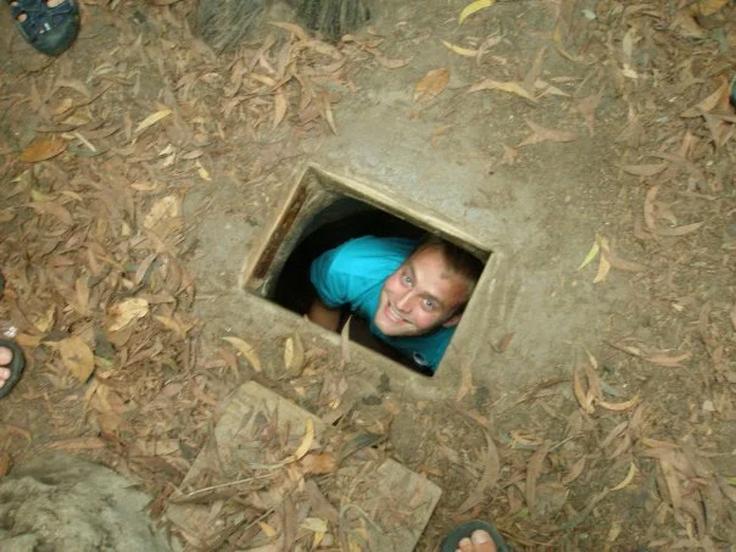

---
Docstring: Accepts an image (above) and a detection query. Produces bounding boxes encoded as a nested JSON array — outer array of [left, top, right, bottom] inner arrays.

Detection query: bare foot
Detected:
[[0, 346, 12, 390], [456, 529, 497, 552]]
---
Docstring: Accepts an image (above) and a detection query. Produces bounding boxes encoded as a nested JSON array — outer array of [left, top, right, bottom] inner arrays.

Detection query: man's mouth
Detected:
[[385, 303, 409, 325]]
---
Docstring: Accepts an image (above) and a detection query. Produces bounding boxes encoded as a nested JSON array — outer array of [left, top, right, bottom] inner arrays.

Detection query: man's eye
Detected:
[[401, 274, 413, 285], [423, 298, 436, 311]]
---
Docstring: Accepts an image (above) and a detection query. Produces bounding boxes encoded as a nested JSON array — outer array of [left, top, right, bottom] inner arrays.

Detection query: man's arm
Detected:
[[307, 297, 341, 332]]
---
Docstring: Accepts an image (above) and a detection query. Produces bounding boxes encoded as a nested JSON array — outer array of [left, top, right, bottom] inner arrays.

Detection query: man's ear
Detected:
[[441, 312, 463, 328]]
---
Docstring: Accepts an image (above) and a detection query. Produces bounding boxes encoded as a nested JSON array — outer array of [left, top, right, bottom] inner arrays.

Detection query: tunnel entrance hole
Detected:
[[239, 165, 493, 375]]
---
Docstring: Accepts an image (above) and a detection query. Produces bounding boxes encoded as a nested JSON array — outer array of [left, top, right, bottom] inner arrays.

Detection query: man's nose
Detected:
[[395, 291, 413, 312]]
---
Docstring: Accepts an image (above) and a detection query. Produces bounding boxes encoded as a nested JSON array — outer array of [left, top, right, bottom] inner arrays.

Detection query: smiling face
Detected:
[[373, 245, 473, 337]]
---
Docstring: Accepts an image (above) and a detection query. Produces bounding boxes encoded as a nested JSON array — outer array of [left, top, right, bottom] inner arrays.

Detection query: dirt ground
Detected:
[[1, 0, 736, 550]]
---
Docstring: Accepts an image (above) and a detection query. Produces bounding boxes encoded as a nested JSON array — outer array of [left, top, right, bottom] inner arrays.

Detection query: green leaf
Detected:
[[577, 240, 600, 271], [459, 0, 496, 24]]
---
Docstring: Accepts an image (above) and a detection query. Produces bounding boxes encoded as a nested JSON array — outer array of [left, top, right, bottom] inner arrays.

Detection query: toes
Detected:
[[0, 346, 12, 366], [471, 530, 496, 552], [0, 367, 10, 387], [457, 536, 473, 552]]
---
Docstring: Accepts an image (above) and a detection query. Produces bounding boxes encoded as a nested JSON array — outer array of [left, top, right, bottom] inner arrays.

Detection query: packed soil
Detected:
[[1, 0, 736, 551]]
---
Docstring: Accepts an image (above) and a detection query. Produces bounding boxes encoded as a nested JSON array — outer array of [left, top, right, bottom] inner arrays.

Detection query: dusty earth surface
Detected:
[[1, 0, 736, 550]]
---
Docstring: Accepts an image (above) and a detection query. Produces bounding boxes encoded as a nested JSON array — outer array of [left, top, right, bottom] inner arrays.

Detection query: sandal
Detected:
[[441, 520, 510, 552], [8, 0, 80, 56], [0, 339, 25, 399]]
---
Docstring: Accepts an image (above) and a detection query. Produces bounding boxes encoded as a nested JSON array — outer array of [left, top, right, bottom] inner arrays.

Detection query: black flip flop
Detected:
[[0, 339, 25, 399], [441, 520, 510, 552]]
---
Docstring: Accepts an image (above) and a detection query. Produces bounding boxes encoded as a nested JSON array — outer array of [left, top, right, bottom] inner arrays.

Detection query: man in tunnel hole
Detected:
[[307, 234, 483, 374]]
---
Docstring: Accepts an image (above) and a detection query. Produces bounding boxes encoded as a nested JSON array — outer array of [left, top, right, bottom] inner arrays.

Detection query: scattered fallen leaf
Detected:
[[196, 160, 211, 182], [107, 298, 149, 332], [578, 240, 600, 270], [681, 78, 730, 117], [562, 457, 585, 485], [292, 418, 315, 461], [655, 221, 704, 237], [525, 442, 550, 511], [414, 68, 450, 102], [441, 40, 478, 57], [300, 453, 336, 475], [284, 333, 305, 376], [20, 135, 67, 163], [598, 395, 640, 411], [575, 91, 603, 135], [518, 119, 577, 146], [144, 195, 181, 229], [468, 78, 537, 102], [493, 332, 515, 353], [273, 89, 288, 129], [691, 0, 729, 16], [645, 351, 692, 367], [459, 0, 496, 24], [135, 108, 172, 134], [573, 365, 594, 414], [222, 336, 262, 372], [593, 236, 612, 283], [611, 462, 638, 491], [58, 335, 95, 383], [643, 185, 658, 230], [372, 51, 411, 69], [621, 163, 667, 177]]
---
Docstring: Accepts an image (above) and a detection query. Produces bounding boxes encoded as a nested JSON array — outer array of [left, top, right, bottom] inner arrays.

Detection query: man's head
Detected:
[[373, 236, 483, 337]]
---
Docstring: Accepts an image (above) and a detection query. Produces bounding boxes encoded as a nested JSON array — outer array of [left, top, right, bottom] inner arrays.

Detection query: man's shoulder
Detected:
[[335, 236, 416, 260], [327, 236, 416, 275]]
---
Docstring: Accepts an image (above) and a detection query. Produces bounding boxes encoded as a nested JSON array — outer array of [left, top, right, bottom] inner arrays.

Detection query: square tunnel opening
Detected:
[[240, 165, 493, 376]]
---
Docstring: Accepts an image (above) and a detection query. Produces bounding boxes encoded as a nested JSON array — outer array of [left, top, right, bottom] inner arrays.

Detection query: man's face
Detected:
[[373, 246, 471, 337]]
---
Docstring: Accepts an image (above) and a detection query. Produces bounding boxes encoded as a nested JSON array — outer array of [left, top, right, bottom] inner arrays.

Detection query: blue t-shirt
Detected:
[[309, 236, 454, 372]]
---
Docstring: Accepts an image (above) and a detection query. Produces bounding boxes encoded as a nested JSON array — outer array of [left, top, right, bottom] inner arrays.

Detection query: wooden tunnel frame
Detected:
[[238, 163, 503, 393]]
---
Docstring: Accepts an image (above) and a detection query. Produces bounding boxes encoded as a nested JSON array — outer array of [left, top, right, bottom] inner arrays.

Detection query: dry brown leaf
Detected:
[[525, 442, 550, 511], [573, 365, 594, 414], [681, 78, 730, 117], [284, 333, 305, 376], [144, 195, 181, 229], [134, 108, 172, 134], [222, 336, 262, 372], [107, 298, 149, 332], [58, 335, 95, 383], [692, 0, 729, 16], [655, 221, 704, 237], [28, 201, 73, 226], [575, 91, 602, 136], [598, 395, 640, 412], [292, 418, 315, 461], [603, 247, 646, 273], [493, 332, 514, 353], [272, 89, 288, 130], [519, 119, 577, 147], [373, 51, 411, 69], [320, 94, 338, 135], [300, 452, 337, 474], [270, 21, 309, 41], [593, 237, 612, 284], [643, 185, 658, 230], [457, 431, 500, 513], [468, 78, 537, 102], [645, 351, 692, 367], [562, 457, 585, 485], [0, 451, 11, 478], [621, 164, 667, 177], [414, 68, 450, 102], [611, 462, 638, 491], [20, 136, 67, 163]]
